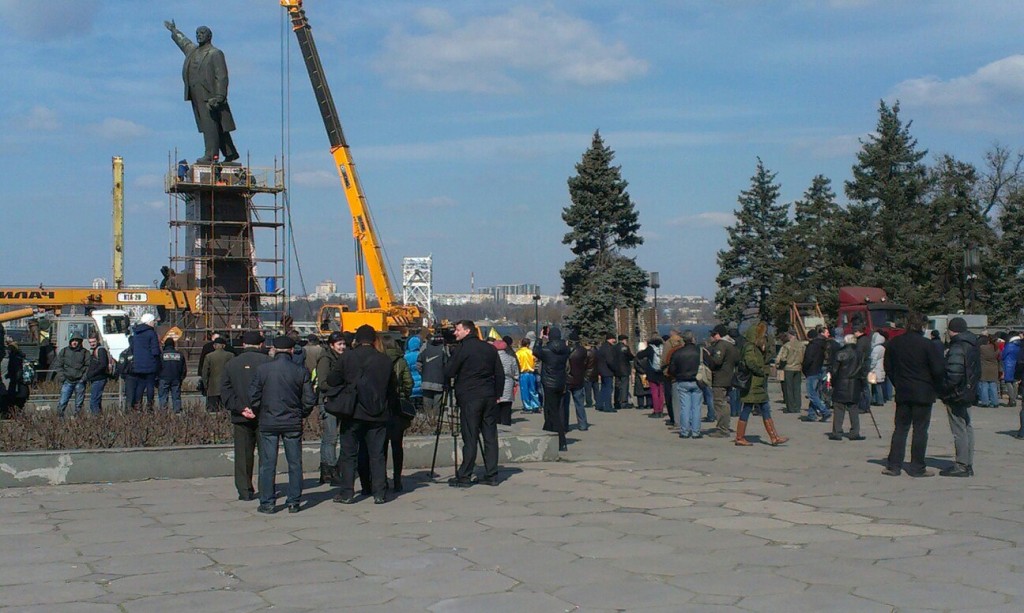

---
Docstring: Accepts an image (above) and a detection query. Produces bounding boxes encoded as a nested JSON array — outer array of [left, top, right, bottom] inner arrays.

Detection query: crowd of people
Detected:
[[5, 308, 1024, 510]]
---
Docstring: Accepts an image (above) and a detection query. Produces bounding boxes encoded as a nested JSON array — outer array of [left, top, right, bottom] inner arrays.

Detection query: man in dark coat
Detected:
[[882, 312, 945, 477], [708, 324, 740, 438], [129, 313, 162, 411], [828, 335, 865, 441], [249, 335, 316, 513], [595, 333, 618, 413], [534, 327, 571, 450], [201, 337, 233, 412], [221, 331, 271, 501], [939, 317, 981, 477], [613, 334, 634, 409], [444, 320, 504, 487], [325, 325, 395, 504], [164, 20, 239, 164]]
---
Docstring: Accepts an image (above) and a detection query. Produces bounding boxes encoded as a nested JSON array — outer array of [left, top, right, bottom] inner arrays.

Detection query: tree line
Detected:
[[715, 100, 1024, 330]]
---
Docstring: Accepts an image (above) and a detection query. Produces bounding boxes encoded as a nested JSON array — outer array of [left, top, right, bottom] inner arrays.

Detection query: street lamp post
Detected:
[[649, 272, 660, 330], [965, 245, 980, 312], [532, 292, 541, 339]]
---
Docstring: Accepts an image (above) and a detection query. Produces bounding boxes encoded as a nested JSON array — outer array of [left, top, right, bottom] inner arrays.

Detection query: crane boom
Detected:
[[0, 288, 199, 311], [282, 0, 414, 323]]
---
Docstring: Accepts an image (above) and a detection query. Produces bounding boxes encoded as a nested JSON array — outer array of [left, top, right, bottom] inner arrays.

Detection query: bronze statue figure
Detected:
[[165, 20, 239, 165]]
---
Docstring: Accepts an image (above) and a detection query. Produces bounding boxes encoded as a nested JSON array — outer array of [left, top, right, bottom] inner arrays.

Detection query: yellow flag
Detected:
[[487, 327, 502, 340]]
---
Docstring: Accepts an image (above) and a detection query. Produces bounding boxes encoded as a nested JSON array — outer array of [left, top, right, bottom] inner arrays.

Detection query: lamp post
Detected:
[[649, 272, 660, 330], [532, 292, 541, 339], [965, 245, 980, 312]]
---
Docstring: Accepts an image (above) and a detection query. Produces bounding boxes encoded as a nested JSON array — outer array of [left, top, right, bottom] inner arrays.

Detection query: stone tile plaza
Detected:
[[3, 389, 1023, 612]]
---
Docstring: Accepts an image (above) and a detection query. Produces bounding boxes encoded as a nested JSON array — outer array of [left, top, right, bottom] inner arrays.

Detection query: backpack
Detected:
[[21, 362, 36, 385], [731, 360, 752, 394], [96, 347, 117, 380], [355, 361, 387, 418], [116, 346, 135, 378]]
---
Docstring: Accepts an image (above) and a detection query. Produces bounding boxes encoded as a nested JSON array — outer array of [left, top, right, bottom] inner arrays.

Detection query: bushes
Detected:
[[0, 405, 436, 452]]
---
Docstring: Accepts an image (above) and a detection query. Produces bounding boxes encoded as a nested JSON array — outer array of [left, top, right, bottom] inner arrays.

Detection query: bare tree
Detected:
[[979, 143, 1024, 223]]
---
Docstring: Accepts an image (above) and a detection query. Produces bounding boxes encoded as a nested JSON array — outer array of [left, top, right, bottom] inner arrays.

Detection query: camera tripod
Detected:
[[429, 387, 461, 481]]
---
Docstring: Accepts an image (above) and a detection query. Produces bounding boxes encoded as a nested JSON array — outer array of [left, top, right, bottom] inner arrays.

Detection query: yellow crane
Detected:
[[0, 287, 199, 314], [281, 0, 422, 334]]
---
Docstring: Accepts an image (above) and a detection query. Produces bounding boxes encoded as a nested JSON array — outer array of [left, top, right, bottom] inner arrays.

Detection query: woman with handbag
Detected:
[[383, 336, 414, 492]]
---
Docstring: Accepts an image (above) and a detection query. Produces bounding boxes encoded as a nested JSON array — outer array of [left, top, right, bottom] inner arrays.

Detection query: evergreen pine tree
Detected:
[[915, 155, 995, 313], [773, 175, 843, 321], [844, 100, 929, 302], [990, 186, 1024, 323], [715, 158, 790, 326], [561, 131, 647, 340]]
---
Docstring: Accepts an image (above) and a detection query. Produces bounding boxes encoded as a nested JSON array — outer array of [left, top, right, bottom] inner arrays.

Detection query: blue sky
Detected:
[[2, 1, 1023, 300]]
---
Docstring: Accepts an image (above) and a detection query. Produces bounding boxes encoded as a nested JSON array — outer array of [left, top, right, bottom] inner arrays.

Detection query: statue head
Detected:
[[196, 26, 212, 45]]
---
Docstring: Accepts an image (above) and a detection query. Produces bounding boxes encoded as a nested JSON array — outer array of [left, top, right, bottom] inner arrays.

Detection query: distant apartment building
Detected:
[[311, 280, 337, 300], [478, 283, 540, 302]]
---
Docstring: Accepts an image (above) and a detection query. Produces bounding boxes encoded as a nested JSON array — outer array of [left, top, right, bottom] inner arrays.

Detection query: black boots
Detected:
[[319, 462, 343, 486]]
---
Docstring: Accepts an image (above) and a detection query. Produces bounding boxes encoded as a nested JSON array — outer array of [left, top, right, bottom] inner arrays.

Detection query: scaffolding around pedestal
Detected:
[[164, 156, 286, 354]]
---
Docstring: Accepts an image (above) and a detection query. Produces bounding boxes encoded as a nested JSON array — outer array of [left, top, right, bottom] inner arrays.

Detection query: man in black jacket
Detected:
[[614, 334, 634, 409], [595, 334, 617, 412], [85, 333, 112, 415], [417, 332, 448, 419], [882, 312, 945, 477], [55, 335, 90, 417], [249, 335, 316, 513], [221, 331, 271, 501], [444, 320, 504, 487], [828, 335, 865, 441], [534, 327, 571, 450], [325, 325, 395, 504], [939, 317, 981, 477], [157, 339, 187, 414], [800, 329, 832, 422], [566, 338, 590, 432]]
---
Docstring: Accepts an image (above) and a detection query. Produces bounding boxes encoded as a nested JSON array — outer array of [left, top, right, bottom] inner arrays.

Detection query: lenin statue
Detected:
[[164, 20, 239, 165]]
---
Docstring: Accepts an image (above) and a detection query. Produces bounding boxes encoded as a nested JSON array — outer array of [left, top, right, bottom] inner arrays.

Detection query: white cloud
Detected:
[[0, 0, 99, 41], [87, 118, 149, 140], [23, 106, 60, 131], [128, 199, 164, 212], [291, 170, 338, 188], [133, 174, 164, 189], [791, 133, 864, 159], [376, 6, 648, 93], [892, 55, 1024, 109], [666, 211, 735, 227]]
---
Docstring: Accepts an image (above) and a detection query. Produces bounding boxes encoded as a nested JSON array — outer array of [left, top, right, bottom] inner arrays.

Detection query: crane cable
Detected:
[[280, 8, 311, 318]]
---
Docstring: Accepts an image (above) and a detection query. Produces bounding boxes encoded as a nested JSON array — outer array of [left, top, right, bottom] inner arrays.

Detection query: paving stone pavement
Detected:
[[2, 390, 1023, 612]]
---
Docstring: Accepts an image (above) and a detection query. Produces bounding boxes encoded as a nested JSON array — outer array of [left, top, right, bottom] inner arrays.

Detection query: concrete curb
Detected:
[[0, 429, 559, 488]]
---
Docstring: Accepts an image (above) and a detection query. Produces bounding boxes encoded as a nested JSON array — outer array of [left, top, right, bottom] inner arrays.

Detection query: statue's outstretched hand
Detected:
[[164, 19, 176, 32]]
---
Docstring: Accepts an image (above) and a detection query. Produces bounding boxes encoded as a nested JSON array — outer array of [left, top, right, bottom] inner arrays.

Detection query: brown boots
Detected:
[[734, 418, 788, 446], [764, 418, 788, 446], [734, 420, 752, 446]]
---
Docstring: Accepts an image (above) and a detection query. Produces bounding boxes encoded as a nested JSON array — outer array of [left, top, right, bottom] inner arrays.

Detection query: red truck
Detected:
[[837, 286, 908, 339]]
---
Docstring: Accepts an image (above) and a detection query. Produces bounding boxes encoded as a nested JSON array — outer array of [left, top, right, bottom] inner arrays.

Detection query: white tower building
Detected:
[[403, 255, 433, 322]]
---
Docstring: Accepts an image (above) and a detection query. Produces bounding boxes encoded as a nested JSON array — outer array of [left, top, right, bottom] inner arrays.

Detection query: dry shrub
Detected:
[[0, 405, 439, 452]]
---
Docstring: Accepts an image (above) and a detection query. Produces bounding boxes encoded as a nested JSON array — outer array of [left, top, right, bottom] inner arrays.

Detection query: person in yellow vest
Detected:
[[516, 339, 540, 412]]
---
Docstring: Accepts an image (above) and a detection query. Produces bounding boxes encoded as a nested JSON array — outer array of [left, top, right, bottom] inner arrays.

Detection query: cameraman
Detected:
[[444, 320, 504, 487]]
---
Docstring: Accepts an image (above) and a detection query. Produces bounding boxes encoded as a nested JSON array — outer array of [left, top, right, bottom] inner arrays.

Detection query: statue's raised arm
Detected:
[[165, 21, 238, 164]]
